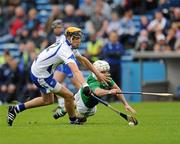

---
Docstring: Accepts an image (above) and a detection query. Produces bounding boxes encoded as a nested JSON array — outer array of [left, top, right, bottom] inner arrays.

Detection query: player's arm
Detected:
[[93, 87, 118, 97], [67, 62, 86, 86], [111, 83, 136, 114], [92, 83, 136, 114], [67, 61, 91, 95], [76, 55, 111, 84]]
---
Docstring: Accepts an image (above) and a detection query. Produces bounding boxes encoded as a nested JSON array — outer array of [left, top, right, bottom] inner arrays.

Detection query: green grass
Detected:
[[0, 102, 179, 144]]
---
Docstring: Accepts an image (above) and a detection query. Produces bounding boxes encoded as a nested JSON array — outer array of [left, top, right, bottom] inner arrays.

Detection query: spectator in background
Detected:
[[166, 28, 176, 49], [0, 50, 21, 103], [18, 40, 40, 75], [1, 3, 15, 24], [112, 0, 128, 17], [0, 7, 7, 36], [44, 5, 63, 34], [18, 41, 40, 102], [106, 12, 121, 36], [135, 29, 152, 51], [20, 0, 36, 12], [85, 4, 108, 38], [16, 27, 29, 43], [76, 0, 96, 20], [19, 51, 40, 103], [0, 4, 15, 37], [148, 11, 168, 33], [26, 40, 40, 53], [96, 0, 112, 19], [10, 6, 26, 37], [119, 9, 136, 47], [101, 31, 124, 88], [26, 8, 41, 33], [30, 29, 44, 48], [140, 15, 149, 30], [0, 6, 26, 43], [17, 41, 39, 77], [85, 32, 104, 62], [170, 7, 180, 25], [136, 37, 151, 52], [4, 0, 21, 7], [63, 4, 82, 28], [153, 33, 171, 52]]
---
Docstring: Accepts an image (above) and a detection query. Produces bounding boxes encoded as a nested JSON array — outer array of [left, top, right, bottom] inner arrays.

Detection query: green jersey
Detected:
[[80, 73, 115, 108]]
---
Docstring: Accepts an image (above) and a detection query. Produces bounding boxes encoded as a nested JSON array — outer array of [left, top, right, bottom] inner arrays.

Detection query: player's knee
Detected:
[[64, 94, 74, 101]]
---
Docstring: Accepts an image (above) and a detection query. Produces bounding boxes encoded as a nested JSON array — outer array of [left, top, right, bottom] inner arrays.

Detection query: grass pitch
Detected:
[[0, 102, 179, 144]]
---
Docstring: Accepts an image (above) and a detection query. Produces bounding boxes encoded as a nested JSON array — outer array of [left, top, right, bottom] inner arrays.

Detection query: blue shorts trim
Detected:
[[30, 72, 57, 94]]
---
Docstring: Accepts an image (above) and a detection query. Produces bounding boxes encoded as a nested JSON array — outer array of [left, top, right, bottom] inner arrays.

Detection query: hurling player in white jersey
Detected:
[[51, 19, 79, 110], [7, 27, 110, 126], [51, 21, 111, 118]]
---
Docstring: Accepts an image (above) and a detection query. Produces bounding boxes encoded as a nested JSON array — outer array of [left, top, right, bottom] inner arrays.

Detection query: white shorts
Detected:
[[74, 90, 97, 117]]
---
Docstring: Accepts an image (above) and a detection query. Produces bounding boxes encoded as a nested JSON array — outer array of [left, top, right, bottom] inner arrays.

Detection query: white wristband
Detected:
[[82, 83, 88, 88]]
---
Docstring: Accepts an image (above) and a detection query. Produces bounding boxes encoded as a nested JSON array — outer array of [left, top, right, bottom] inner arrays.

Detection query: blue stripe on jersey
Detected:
[[47, 65, 53, 73], [68, 54, 76, 60], [66, 40, 71, 46], [42, 44, 62, 62]]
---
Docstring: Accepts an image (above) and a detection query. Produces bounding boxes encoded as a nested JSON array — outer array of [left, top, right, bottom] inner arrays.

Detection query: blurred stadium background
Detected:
[[0, 0, 180, 104]]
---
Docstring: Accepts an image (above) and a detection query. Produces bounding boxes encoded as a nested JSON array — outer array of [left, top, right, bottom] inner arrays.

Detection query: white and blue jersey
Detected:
[[31, 39, 77, 94], [55, 34, 81, 78], [56, 49, 80, 78]]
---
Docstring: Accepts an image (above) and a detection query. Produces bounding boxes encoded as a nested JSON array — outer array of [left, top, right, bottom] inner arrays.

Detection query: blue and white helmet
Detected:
[[93, 60, 110, 72]]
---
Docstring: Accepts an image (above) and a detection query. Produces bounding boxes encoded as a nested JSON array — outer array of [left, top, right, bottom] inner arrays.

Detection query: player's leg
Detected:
[[54, 69, 66, 83], [71, 76, 81, 89], [53, 66, 66, 108], [7, 73, 76, 126], [52, 69, 67, 118], [7, 92, 54, 126], [53, 76, 81, 119], [55, 85, 76, 120]]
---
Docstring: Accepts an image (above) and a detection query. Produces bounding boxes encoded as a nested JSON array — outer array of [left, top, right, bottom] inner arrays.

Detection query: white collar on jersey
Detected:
[[92, 72, 98, 80]]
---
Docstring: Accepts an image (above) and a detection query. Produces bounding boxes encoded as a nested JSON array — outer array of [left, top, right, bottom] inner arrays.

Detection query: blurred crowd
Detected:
[[0, 0, 179, 104]]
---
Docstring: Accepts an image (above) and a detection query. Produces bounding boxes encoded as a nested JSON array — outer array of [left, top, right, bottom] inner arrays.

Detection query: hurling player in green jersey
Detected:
[[53, 60, 136, 123]]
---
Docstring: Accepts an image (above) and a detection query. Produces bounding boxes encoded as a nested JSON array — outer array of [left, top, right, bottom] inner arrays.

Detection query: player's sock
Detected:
[[15, 103, 26, 113]]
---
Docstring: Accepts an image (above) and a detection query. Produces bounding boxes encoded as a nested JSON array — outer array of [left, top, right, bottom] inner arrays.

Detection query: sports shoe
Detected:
[[53, 107, 67, 119], [70, 117, 87, 125], [77, 117, 87, 124], [70, 119, 81, 125], [7, 106, 17, 126]]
